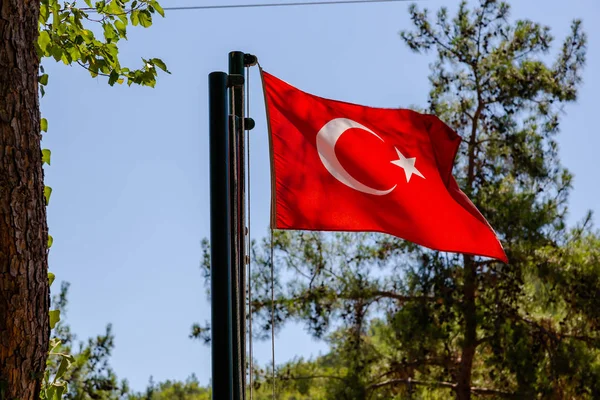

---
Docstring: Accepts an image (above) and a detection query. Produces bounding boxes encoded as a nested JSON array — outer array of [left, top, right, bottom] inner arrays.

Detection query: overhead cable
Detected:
[[85, 0, 414, 13]]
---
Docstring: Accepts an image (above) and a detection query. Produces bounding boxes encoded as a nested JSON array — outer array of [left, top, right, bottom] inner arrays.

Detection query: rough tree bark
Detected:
[[0, 0, 49, 399]]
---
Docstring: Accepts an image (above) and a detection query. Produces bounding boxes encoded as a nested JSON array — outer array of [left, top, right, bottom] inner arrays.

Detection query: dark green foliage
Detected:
[[46, 282, 131, 400], [128, 376, 211, 400]]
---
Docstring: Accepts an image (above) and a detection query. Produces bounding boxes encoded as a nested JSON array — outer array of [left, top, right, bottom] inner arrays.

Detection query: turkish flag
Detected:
[[262, 70, 507, 263]]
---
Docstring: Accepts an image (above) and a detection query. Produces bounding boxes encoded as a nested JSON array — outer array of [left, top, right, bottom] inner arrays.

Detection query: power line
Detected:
[[89, 0, 414, 12]]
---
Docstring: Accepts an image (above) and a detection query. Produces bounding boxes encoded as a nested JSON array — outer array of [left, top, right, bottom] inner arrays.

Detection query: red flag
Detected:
[[262, 70, 507, 263]]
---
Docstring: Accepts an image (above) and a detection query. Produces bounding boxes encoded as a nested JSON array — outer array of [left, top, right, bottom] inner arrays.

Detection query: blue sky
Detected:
[[42, 0, 599, 391]]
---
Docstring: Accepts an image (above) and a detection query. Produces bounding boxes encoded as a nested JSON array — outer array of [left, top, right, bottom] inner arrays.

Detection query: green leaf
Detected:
[[42, 149, 51, 165], [115, 20, 127, 38], [150, 58, 169, 73], [95, 0, 106, 12], [38, 31, 51, 53], [49, 310, 60, 329], [48, 272, 55, 286], [130, 10, 139, 26], [105, 43, 119, 61], [53, 358, 71, 384], [41, 118, 48, 132], [48, 234, 53, 248], [106, 0, 123, 15], [67, 46, 81, 62], [108, 70, 120, 86], [53, 384, 65, 400], [52, 1, 60, 30], [103, 22, 117, 42], [44, 186, 52, 205], [89, 64, 99, 78], [45, 386, 56, 400], [138, 11, 152, 28], [48, 341, 62, 359], [39, 4, 49, 24], [51, 46, 63, 62], [39, 74, 49, 85], [153, 2, 165, 17], [81, 29, 94, 43]]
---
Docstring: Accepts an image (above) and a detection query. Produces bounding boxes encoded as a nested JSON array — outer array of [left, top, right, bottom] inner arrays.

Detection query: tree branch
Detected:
[[471, 386, 519, 398], [369, 378, 518, 398], [76, 61, 111, 78], [518, 314, 600, 347], [280, 374, 345, 382], [371, 291, 436, 303], [369, 377, 455, 391], [251, 291, 435, 311]]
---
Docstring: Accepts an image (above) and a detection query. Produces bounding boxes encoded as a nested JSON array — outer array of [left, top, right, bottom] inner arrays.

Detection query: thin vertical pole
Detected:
[[209, 71, 233, 400], [229, 50, 246, 400]]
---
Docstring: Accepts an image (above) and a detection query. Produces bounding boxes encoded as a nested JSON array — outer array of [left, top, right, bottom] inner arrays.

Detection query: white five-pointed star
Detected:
[[391, 147, 425, 182]]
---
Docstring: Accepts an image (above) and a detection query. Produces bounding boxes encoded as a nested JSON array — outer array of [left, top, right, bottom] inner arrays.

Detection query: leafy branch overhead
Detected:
[[34, 2, 168, 399], [37, 0, 169, 88]]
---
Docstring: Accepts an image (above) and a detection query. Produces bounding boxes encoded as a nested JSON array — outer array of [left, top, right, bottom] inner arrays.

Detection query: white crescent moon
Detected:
[[316, 118, 396, 196]]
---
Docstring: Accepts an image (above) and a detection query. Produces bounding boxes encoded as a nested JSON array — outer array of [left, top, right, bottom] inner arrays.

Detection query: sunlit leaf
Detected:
[[53, 384, 65, 400], [150, 58, 169, 73], [138, 11, 152, 28], [153, 2, 165, 17], [38, 31, 51, 53], [115, 20, 127, 38], [130, 10, 139, 26], [53, 358, 71, 384], [42, 149, 51, 165], [49, 310, 60, 329], [44, 186, 52, 205], [48, 272, 55, 286]]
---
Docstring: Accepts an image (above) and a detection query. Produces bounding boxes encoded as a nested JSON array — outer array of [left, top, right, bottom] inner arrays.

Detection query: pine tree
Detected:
[[239, 1, 598, 399]]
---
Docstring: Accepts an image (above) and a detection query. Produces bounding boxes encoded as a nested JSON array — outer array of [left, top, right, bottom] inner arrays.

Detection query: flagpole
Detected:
[[228, 50, 246, 400], [210, 52, 257, 400], [209, 71, 234, 400]]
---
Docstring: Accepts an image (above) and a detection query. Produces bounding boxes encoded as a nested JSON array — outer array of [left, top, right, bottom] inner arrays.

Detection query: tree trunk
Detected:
[[456, 256, 477, 400], [0, 0, 49, 398], [456, 72, 483, 399]]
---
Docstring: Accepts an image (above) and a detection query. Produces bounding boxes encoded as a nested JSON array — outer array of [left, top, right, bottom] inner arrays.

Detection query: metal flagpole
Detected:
[[228, 50, 246, 400], [228, 50, 258, 400], [209, 71, 234, 400]]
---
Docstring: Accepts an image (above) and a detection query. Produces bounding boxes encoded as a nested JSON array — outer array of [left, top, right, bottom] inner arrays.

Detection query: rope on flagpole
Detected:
[[270, 227, 276, 400], [84, 0, 416, 13], [252, 58, 277, 399], [246, 64, 254, 400], [229, 78, 245, 400]]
